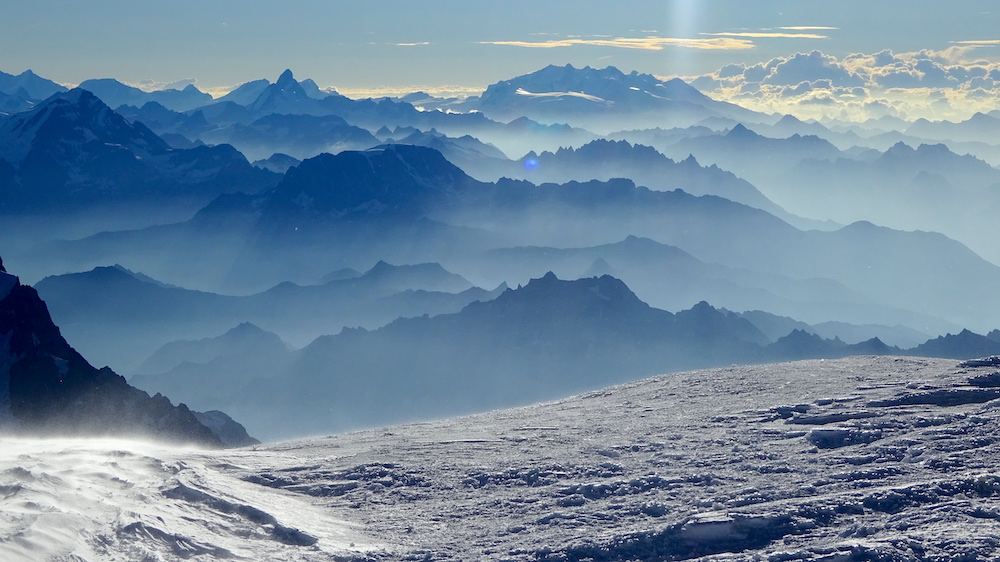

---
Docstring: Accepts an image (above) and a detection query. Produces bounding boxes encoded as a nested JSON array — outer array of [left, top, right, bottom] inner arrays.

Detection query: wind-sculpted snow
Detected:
[[0, 439, 379, 560], [7, 356, 1000, 560], [250, 356, 1000, 560]]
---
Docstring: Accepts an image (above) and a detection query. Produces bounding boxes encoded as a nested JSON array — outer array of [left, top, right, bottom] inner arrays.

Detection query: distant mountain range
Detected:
[[0, 70, 66, 100], [127, 272, 999, 440], [768, 141, 1000, 264], [29, 138, 999, 334], [3, 62, 1000, 445], [197, 113, 378, 161], [0, 70, 67, 112], [133, 273, 770, 438], [473, 64, 764, 131], [491, 138, 804, 225], [0, 88, 277, 218], [478, 235, 923, 331], [76, 78, 214, 112], [649, 124, 1000, 264], [34, 261, 504, 370]]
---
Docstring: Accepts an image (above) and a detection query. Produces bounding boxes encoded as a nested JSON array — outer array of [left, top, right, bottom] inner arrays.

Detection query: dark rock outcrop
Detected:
[[0, 264, 252, 447]]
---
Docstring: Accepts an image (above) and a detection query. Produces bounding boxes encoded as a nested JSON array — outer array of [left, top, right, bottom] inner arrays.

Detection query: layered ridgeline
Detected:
[[649, 124, 1000, 265], [129, 272, 930, 441], [33, 260, 505, 370], [43, 142, 1000, 335], [0, 258, 256, 447]]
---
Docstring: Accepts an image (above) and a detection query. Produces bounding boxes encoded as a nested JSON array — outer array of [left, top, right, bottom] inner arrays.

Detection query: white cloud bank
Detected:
[[685, 48, 1000, 122], [480, 36, 755, 51]]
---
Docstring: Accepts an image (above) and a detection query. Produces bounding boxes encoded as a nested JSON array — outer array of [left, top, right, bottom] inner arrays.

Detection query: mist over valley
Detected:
[[4, 26, 1000, 558]]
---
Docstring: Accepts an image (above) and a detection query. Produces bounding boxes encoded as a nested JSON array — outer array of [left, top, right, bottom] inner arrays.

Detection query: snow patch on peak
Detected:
[[514, 88, 608, 103]]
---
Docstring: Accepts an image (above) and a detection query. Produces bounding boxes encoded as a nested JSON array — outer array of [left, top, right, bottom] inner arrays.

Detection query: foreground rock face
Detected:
[[0, 267, 253, 447]]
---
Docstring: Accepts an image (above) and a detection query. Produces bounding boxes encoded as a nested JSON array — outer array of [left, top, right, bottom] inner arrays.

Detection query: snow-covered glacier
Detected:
[[5, 355, 1000, 560]]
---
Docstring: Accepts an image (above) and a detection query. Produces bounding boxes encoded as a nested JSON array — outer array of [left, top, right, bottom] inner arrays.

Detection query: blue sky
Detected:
[[3, 0, 1000, 118]]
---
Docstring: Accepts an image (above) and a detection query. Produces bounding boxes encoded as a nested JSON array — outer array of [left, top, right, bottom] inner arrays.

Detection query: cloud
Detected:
[[779, 26, 839, 31], [701, 32, 829, 39], [395, 42, 430, 47], [335, 84, 485, 99], [515, 88, 606, 102], [763, 51, 865, 87], [480, 36, 754, 51], [678, 49, 1000, 122], [951, 40, 1000, 46], [131, 78, 198, 92]]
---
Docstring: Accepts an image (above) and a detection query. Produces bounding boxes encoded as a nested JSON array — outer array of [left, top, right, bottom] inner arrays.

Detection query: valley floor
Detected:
[[4, 355, 1000, 561]]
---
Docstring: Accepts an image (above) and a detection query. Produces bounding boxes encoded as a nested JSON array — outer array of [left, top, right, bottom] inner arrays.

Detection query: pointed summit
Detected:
[[277, 69, 296, 87], [245, 69, 328, 116], [726, 123, 758, 138]]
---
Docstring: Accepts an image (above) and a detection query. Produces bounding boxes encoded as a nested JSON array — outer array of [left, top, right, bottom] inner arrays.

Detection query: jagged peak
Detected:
[[689, 300, 716, 312], [726, 123, 758, 138], [361, 260, 456, 282], [365, 260, 395, 275], [509, 272, 645, 309], [775, 114, 804, 125], [277, 69, 296, 86], [51, 87, 103, 106], [225, 321, 267, 336], [967, 111, 997, 123], [886, 140, 915, 153]]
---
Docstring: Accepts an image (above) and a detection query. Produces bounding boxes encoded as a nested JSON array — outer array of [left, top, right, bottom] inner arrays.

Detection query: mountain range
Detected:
[[133, 273, 770, 438], [473, 64, 764, 131], [126, 271, 1000, 440], [4, 56, 1000, 562], [495, 138, 805, 225], [4, 62, 1000, 444], [25, 135, 999, 334], [0, 88, 277, 234], [33, 260, 503, 370], [647, 124, 1000, 264]]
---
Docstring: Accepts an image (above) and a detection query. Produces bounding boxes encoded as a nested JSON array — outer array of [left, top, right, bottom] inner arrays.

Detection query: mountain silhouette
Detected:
[[34, 260, 495, 370], [502, 139, 791, 219], [37, 140, 1000, 332], [0, 261, 254, 446], [908, 329, 1000, 360], [475, 64, 761, 129], [76, 78, 213, 112], [244, 69, 334, 117], [202, 273, 771, 438], [0, 69, 67, 100], [198, 113, 377, 161], [0, 89, 277, 213]]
